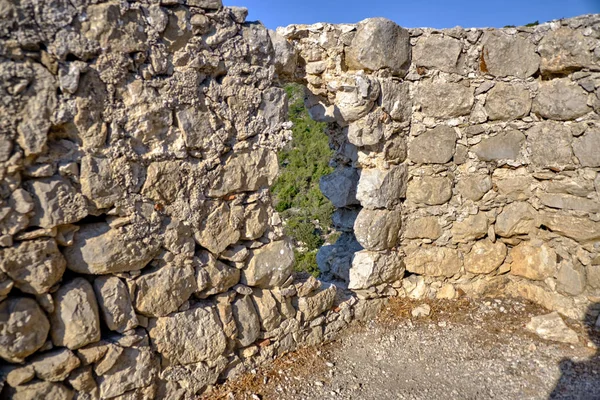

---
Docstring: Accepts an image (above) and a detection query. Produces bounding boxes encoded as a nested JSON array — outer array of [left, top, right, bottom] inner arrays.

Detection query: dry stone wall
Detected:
[[0, 0, 599, 398]]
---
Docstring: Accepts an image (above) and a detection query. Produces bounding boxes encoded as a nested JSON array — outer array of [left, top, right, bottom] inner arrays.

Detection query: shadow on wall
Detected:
[[550, 304, 600, 400]]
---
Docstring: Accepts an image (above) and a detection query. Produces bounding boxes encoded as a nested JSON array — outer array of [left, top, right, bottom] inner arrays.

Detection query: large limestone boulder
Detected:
[[406, 176, 453, 206], [0, 239, 66, 295], [416, 82, 474, 118], [196, 251, 240, 298], [269, 29, 298, 78], [134, 264, 196, 317], [63, 222, 161, 275], [473, 130, 525, 162], [25, 177, 88, 229], [413, 34, 463, 73], [194, 201, 241, 255], [14, 382, 73, 400], [527, 122, 573, 169], [556, 261, 586, 296], [480, 31, 540, 78], [510, 241, 557, 281], [538, 213, 600, 243], [348, 251, 404, 290], [345, 18, 411, 77], [333, 75, 380, 122], [532, 79, 590, 121], [353, 208, 402, 251], [97, 347, 158, 399], [30, 348, 80, 382], [320, 167, 360, 208], [0, 297, 50, 363], [231, 295, 260, 347], [538, 28, 596, 74], [526, 312, 578, 344], [493, 168, 535, 201], [451, 213, 488, 243], [297, 283, 337, 321], [538, 192, 600, 214], [93, 276, 138, 333], [148, 306, 227, 365], [242, 240, 294, 288], [379, 79, 412, 122], [495, 202, 537, 237], [573, 130, 600, 167], [456, 174, 492, 201], [405, 246, 461, 277], [485, 82, 532, 121], [408, 126, 456, 164], [50, 278, 101, 350], [356, 165, 408, 209], [464, 240, 507, 274]]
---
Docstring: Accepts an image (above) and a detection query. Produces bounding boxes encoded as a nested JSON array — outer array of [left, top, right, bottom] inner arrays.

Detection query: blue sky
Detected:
[[224, 0, 600, 30]]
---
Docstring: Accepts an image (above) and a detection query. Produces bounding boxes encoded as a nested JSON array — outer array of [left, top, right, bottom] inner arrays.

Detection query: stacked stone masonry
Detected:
[[0, 0, 598, 398]]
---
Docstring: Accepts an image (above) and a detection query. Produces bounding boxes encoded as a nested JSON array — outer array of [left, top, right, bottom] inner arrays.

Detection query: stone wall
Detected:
[[0, 0, 599, 398]]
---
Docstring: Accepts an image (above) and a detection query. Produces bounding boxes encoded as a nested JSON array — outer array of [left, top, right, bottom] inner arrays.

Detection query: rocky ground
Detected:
[[204, 297, 600, 400]]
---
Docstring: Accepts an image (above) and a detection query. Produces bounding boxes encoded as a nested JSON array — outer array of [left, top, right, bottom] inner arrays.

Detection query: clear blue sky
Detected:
[[224, 0, 600, 30]]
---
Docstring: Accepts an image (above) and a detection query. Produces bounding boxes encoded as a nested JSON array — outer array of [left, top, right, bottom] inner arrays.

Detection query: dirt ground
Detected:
[[204, 297, 600, 400]]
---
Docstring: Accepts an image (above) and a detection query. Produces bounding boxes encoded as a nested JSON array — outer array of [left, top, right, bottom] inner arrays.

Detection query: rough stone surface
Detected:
[[413, 34, 463, 73], [408, 126, 456, 164], [485, 83, 532, 121], [30, 348, 81, 382], [242, 241, 294, 288], [456, 174, 492, 201], [480, 31, 540, 78], [526, 312, 579, 344], [533, 79, 591, 121], [320, 168, 360, 208], [538, 28, 596, 74], [403, 216, 442, 240], [134, 264, 196, 317], [406, 176, 453, 206], [495, 202, 537, 237], [0, 298, 50, 363], [405, 247, 462, 277], [232, 295, 261, 347], [354, 208, 402, 251], [527, 122, 573, 169], [348, 251, 405, 290], [473, 130, 525, 161], [93, 276, 138, 333], [451, 213, 488, 243], [297, 283, 337, 321], [510, 241, 557, 281], [97, 347, 158, 399], [13, 382, 73, 400], [573, 130, 600, 167], [356, 165, 408, 209], [416, 82, 474, 118], [464, 240, 507, 274]]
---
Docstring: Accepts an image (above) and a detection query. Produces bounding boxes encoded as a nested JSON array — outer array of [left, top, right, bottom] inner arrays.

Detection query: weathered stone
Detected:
[[76, 342, 109, 366], [526, 312, 578, 344], [297, 283, 337, 321], [451, 213, 488, 243], [319, 167, 360, 208], [232, 295, 260, 347], [416, 82, 474, 118], [0, 239, 66, 295], [148, 306, 227, 365], [405, 247, 462, 277], [141, 161, 186, 205], [10, 189, 34, 214], [354, 208, 402, 251], [209, 149, 278, 197], [334, 75, 380, 122], [196, 251, 240, 298], [406, 176, 453, 206], [539, 213, 600, 243], [485, 83, 531, 121], [25, 177, 88, 229], [538, 28, 596, 74], [93, 276, 138, 333], [0, 297, 50, 363], [413, 34, 463, 73], [347, 109, 387, 147], [345, 18, 411, 77], [356, 165, 408, 209], [473, 130, 525, 161], [533, 79, 591, 121], [480, 31, 540, 78], [94, 343, 123, 376], [510, 241, 557, 281], [408, 126, 456, 164], [379, 79, 411, 122], [527, 122, 573, 169], [14, 382, 73, 400], [6, 366, 35, 387], [573, 130, 600, 167], [269, 29, 298, 78], [493, 168, 534, 201], [251, 289, 282, 332], [134, 264, 196, 317], [411, 304, 431, 318], [507, 279, 583, 321], [464, 240, 507, 274], [66, 366, 97, 392], [332, 208, 359, 232], [403, 216, 442, 240], [50, 278, 101, 350], [241, 202, 269, 241], [194, 202, 241, 255], [495, 201, 537, 237], [63, 222, 161, 275], [30, 348, 80, 382], [556, 261, 586, 296], [348, 251, 404, 290], [242, 240, 294, 288], [97, 347, 158, 399], [456, 174, 492, 201], [538, 192, 600, 213]]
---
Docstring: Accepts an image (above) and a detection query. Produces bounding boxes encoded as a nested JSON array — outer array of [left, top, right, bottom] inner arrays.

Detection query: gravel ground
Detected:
[[206, 297, 600, 400]]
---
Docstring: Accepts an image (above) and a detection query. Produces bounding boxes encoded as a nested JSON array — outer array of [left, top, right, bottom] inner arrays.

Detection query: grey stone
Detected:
[[232, 295, 260, 347], [194, 201, 241, 255], [97, 347, 158, 399], [0, 239, 66, 295], [6, 366, 35, 387], [356, 165, 408, 209], [573, 130, 600, 167], [347, 109, 387, 147], [408, 126, 456, 164], [538, 192, 600, 214], [556, 261, 586, 296], [134, 264, 196, 317], [348, 251, 405, 290], [538, 213, 600, 243], [242, 240, 294, 288], [456, 174, 492, 201], [405, 246, 461, 277], [403, 216, 442, 240], [297, 283, 337, 321], [25, 177, 88, 229], [526, 312, 578, 344], [406, 176, 453, 206], [464, 240, 507, 274], [480, 31, 540, 78], [93, 276, 138, 333], [251, 289, 282, 332], [451, 213, 488, 243], [379, 79, 411, 122], [30, 348, 80, 382], [473, 130, 525, 161], [527, 122, 573, 169], [148, 305, 227, 365], [510, 241, 557, 281], [320, 168, 360, 208], [334, 75, 380, 122], [345, 18, 411, 77], [14, 382, 73, 400], [485, 82, 532, 121], [50, 278, 101, 350], [196, 251, 240, 298], [495, 201, 537, 237], [0, 297, 50, 363], [533, 79, 591, 121], [332, 208, 359, 232], [411, 304, 431, 318], [416, 81, 474, 118], [354, 208, 402, 251], [269, 30, 298, 78], [538, 28, 596, 74], [413, 34, 463, 73]]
